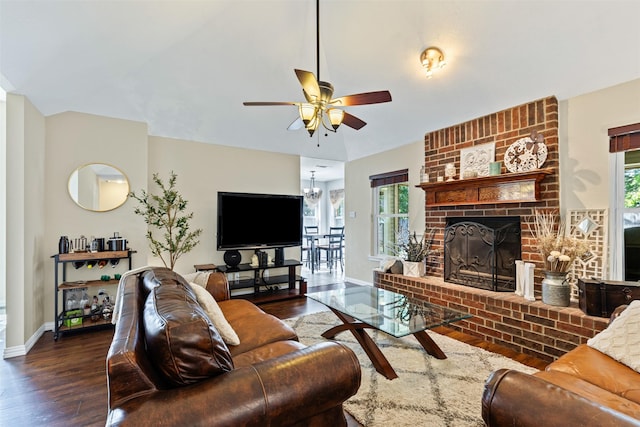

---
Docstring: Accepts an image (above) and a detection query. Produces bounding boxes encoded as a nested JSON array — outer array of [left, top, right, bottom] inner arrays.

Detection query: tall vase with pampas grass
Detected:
[[530, 209, 590, 306]]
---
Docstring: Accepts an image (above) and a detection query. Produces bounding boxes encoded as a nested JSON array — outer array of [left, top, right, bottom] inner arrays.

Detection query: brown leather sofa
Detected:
[[482, 306, 640, 426], [106, 267, 361, 426]]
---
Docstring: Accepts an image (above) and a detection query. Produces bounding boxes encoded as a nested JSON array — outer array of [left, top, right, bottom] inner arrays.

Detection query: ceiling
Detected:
[[1, 1, 639, 174], [300, 156, 344, 182]]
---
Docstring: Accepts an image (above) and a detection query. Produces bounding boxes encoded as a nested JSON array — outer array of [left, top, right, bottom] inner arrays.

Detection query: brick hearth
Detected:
[[375, 272, 609, 363]]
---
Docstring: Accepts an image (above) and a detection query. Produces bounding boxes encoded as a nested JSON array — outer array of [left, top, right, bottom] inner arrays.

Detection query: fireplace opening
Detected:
[[444, 216, 521, 292]]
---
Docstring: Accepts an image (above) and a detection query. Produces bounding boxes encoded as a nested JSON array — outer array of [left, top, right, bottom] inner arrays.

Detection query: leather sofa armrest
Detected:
[[610, 304, 629, 324], [482, 369, 640, 427], [107, 341, 361, 427], [205, 271, 231, 301]]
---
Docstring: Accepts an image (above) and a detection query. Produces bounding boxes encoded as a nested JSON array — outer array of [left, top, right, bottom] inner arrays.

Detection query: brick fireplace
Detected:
[[423, 96, 560, 282], [376, 97, 609, 363]]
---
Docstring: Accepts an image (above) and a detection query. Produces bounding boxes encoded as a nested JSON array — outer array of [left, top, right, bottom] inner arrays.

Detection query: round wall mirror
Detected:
[[68, 163, 129, 212]]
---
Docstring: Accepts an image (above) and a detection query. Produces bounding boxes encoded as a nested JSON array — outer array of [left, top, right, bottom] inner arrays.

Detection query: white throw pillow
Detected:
[[587, 300, 640, 372], [182, 271, 211, 287], [189, 282, 240, 346]]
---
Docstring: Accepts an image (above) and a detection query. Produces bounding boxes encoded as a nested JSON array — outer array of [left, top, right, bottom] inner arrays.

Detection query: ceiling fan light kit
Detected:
[[242, 0, 391, 143], [420, 47, 447, 78], [328, 109, 344, 130]]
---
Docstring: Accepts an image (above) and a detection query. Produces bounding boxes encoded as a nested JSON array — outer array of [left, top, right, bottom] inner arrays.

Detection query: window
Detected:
[[370, 170, 409, 257], [303, 198, 319, 228], [332, 198, 344, 227], [624, 150, 640, 209], [623, 150, 640, 280], [329, 189, 345, 227], [609, 123, 640, 280]]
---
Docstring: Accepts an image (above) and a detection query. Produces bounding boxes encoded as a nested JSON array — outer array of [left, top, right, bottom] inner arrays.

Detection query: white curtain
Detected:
[[329, 189, 344, 208]]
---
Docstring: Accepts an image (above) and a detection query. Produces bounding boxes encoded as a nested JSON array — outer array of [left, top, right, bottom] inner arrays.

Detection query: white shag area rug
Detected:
[[285, 310, 538, 427]]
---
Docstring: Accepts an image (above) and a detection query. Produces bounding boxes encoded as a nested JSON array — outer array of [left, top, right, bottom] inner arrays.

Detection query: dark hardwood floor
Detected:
[[0, 269, 547, 426]]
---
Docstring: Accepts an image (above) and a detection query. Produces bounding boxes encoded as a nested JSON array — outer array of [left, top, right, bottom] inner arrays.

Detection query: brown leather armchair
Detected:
[[482, 305, 640, 426], [106, 267, 361, 426]]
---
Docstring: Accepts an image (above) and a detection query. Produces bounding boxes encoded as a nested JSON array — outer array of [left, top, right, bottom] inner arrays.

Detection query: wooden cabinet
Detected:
[[417, 168, 553, 207], [52, 250, 134, 340], [216, 259, 307, 304]]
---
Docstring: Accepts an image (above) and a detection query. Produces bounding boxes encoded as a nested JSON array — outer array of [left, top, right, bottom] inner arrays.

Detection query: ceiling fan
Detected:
[[243, 0, 392, 139]]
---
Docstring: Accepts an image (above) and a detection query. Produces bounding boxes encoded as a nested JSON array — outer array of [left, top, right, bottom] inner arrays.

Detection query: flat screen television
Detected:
[[217, 191, 303, 250]]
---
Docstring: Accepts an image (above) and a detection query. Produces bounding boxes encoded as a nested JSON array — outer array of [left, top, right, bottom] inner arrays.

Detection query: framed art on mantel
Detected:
[[460, 142, 495, 178]]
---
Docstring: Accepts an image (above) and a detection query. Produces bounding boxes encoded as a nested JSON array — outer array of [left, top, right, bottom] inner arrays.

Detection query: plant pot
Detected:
[[402, 260, 425, 278], [541, 270, 570, 307]]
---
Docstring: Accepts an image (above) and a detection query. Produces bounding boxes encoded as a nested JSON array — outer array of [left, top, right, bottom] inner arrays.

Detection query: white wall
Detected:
[[44, 111, 149, 326], [560, 78, 640, 279], [5, 94, 46, 353], [147, 135, 302, 275], [0, 99, 5, 310], [560, 78, 640, 211], [344, 140, 425, 284]]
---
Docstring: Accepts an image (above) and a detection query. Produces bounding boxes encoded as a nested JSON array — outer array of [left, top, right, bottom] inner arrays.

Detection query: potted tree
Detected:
[[129, 172, 202, 271]]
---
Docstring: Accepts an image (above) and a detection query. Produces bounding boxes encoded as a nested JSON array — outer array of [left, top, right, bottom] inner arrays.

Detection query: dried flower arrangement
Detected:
[[530, 209, 590, 273], [391, 229, 437, 262]]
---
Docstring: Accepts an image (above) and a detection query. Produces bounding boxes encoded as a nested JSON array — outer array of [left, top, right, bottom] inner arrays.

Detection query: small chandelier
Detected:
[[420, 47, 446, 78], [302, 171, 323, 206]]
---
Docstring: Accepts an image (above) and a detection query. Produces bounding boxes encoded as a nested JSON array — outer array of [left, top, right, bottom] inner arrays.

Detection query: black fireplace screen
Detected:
[[444, 216, 521, 292]]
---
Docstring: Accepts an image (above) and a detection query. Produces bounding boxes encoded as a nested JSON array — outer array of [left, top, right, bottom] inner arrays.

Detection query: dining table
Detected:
[[303, 232, 327, 273]]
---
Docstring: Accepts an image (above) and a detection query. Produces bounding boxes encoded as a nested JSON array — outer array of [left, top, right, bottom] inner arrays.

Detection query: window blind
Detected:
[[369, 169, 409, 188], [609, 123, 640, 153]]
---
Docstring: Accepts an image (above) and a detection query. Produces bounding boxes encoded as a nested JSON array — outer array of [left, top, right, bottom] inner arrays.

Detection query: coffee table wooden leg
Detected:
[[413, 330, 447, 359], [321, 321, 378, 339], [324, 308, 398, 380]]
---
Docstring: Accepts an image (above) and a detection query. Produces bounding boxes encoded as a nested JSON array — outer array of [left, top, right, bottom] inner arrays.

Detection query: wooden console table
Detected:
[[417, 168, 553, 207]]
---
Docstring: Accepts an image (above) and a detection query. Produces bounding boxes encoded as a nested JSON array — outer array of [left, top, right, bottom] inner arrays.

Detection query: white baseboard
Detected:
[[344, 276, 371, 287], [2, 321, 50, 359]]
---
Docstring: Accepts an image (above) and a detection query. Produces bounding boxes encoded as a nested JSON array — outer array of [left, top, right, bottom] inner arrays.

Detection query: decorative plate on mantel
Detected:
[[504, 135, 548, 173], [460, 142, 495, 178]]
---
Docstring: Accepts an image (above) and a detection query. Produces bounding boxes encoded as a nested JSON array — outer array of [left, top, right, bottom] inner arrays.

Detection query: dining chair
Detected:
[[316, 226, 344, 272], [303, 226, 320, 270], [304, 225, 319, 235]]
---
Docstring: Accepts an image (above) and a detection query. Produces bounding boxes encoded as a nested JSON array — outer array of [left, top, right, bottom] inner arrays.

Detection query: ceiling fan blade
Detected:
[[287, 117, 304, 131], [342, 112, 367, 130], [295, 69, 320, 100], [332, 90, 392, 106], [243, 101, 298, 106]]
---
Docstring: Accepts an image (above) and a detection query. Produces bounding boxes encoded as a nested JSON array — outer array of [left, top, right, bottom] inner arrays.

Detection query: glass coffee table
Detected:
[[305, 286, 471, 380]]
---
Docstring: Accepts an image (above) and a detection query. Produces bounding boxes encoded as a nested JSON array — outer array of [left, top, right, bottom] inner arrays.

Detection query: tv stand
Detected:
[[216, 259, 306, 304]]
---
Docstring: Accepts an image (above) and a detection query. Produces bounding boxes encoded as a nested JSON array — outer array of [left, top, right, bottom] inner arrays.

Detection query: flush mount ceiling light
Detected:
[[420, 47, 446, 78]]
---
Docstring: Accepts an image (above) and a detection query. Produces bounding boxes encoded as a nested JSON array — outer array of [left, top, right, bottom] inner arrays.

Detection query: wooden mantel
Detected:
[[417, 168, 554, 207]]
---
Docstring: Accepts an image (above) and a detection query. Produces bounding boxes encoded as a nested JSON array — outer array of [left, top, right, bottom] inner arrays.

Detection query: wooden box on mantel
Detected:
[[417, 168, 553, 207]]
